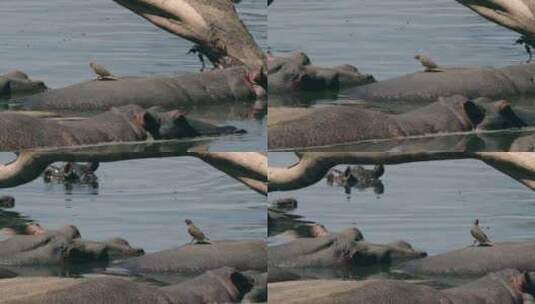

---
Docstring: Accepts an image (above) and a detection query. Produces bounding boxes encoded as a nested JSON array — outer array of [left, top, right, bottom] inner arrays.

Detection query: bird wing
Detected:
[[423, 57, 438, 69], [189, 225, 206, 240], [471, 226, 489, 243], [96, 65, 112, 77]]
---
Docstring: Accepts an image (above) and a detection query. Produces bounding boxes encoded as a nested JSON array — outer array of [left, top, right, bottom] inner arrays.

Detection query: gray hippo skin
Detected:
[[268, 53, 375, 93], [268, 95, 500, 150], [0, 104, 244, 150], [20, 67, 261, 111], [401, 241, 535, 277], [0, 70, 47, 98], [111, 240, 266, 279], [0, 225, 143, 266], [269, 228, 426, 269], [268, 269, 534, 304], [345, 63, 535, 103], [0, 267, 256, 304]]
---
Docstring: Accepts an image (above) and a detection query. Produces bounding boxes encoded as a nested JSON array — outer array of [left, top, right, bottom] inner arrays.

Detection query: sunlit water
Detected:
[[0, 152, 266, 254], [269, 153, 535, 258], [0, 0, 267, 151]]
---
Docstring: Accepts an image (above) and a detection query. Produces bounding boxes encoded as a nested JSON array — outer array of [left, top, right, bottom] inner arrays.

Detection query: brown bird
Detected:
[[185, 219, 210, 244], [470, 219, 492, 246], [89, 61, 117, 80], [414, 54, 441, 72]]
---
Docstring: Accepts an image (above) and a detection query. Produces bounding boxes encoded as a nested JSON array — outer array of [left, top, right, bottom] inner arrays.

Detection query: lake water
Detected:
[[0, 152, 266, 254], [269, 153, 535, 258], [0, 0, 267, 151]]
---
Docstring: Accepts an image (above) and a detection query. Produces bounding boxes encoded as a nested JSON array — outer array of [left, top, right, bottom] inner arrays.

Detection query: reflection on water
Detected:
[[268, 153, 535, 257], [0, 152, 266, 254], [0, 0, 267, 151]]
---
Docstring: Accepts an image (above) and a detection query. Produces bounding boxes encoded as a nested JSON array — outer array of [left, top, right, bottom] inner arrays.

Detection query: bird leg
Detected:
[[525, 44, 532, 63], [187, 45, 207, 71]]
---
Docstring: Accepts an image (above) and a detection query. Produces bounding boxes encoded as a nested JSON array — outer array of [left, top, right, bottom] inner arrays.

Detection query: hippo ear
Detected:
[[63, 162, 73, 175], [344, 166, 352, 178], [88, 162, 99, 172], [134, 111, 161, 139], [463, 100, 484, 127]]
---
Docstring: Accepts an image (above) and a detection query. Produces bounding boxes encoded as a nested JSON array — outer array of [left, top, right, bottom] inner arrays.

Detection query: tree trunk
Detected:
[[112, 0, 266, 69], [455, 0, 535, 37]]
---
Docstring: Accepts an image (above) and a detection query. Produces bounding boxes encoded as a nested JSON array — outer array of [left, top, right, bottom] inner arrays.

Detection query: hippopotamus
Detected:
[[0, 104, 245, 150], [43, 162, 99, 187], [344, 62, 535, 103], [269, 228, 426, 270], [109, 240, 266, 283], [0, 224, 143, 266], [268, 52, 375, 94], [0, 267, 257, 304], [147, 106, 246, 139], [326, 165, 385, 194], [0, 70, 47, 99], [0, 196, 15, 209], [18, 66, 264, 111], [268, 95, 530, 150], [268, 269, 535, 304], [400, 241, 535, 277], [271, 197, 298, 210]]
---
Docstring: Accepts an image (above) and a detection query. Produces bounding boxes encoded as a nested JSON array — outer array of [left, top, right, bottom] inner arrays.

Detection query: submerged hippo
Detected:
[[269, 228, 426, 270], [0, 224, 143, 266], [19, 66, 264, 111], [43, 162, 99, 187], [109, 240, 266, 282], [0, 70, 47, 99], [326, 165, 385, 194], [268, 52, 375, 94], [400, 241, 535, 277], [0, 267, 257, 304], [268, 95, 530, 150], [268, 269, 535, 304], [0, 104, 245, 150], [345, 62, 535, 103]]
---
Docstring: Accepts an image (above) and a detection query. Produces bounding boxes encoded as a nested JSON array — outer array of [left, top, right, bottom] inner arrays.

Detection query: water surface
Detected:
[[269, 153, 535, 257], [0, 152, 266, 254]]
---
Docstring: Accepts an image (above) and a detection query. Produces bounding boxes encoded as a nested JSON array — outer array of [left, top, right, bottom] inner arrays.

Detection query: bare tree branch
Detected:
[[0, 142, 268, 196], [455, 0, 535, 37], [268, 152, 535, 191], [192, 152, 267, 195], [112, 0, 266, 69]]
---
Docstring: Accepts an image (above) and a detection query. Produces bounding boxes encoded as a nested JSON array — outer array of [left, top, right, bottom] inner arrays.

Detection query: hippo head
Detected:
[[384, 240, 428, 262], [61, 162, 99, 185], [66, 237, 144, 262], [350, 239, 427, 266], [310, 224, 330, 238], [473, 98, 528, 130], [112, 105, 162, 140], [339, 227, 365, 242], [147, 106, 201, 139]]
